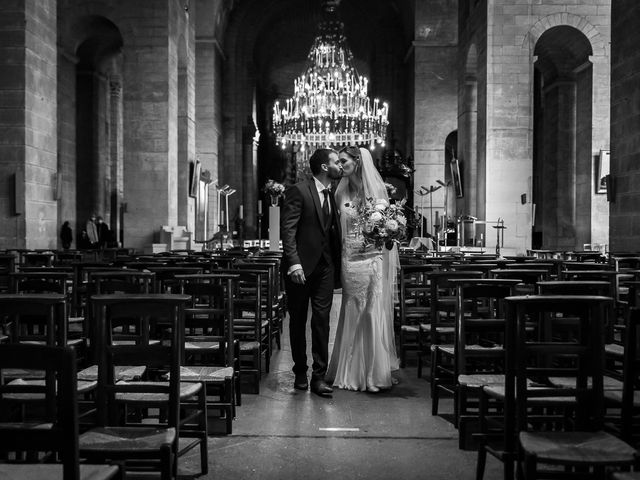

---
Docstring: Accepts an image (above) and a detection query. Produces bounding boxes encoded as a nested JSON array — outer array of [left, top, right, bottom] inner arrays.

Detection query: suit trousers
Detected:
[[285, 256, 335, 381]]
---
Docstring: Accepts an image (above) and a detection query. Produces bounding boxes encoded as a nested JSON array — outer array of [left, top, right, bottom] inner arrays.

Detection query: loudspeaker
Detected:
[[606, 174, 615, 202]]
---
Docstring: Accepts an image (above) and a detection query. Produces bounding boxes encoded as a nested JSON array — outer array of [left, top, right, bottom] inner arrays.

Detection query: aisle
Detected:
[[181, 294, 503, 479]]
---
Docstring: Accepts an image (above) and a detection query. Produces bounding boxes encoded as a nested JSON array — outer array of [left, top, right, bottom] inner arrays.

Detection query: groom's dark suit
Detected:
[[281, 177, 342, 385]]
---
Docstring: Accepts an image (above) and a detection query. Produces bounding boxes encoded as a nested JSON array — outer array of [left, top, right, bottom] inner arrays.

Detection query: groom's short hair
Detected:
[[309, 148, 336, 175]]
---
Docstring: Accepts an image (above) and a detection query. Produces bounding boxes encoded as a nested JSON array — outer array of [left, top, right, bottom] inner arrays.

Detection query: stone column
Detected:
[[553, 79, 578, 250], [242, 118, 259, 237], [109, 77, 123, 244], [195, 33, 221, 238], [0, 0, 57, 249], [121, 4, 174, 249], [461, 75, 479, 219]]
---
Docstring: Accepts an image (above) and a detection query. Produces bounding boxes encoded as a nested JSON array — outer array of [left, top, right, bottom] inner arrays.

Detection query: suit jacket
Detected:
[[281, 178, 342, 285]]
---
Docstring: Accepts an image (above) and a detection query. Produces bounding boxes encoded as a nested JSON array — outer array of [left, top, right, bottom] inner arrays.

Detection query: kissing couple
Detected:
[[281, 146, 399, 397]]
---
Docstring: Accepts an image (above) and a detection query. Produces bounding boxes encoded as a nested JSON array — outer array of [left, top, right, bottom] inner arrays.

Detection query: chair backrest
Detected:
[[215, 268, 265, 340], [89, 270, 155, 294], [0, 293, 67, 346], [621, 307, 640, 441], [177, 273, 238, 366], [452, 278, 521, 374], [429, 271, 484, 325], [145, 266, 204, 293], [398, 264, 437, 326], [91, 293, 190, 427], [0, 344, 80, 479], [10, 271, 69, 294], [504, 295, 613, 434]]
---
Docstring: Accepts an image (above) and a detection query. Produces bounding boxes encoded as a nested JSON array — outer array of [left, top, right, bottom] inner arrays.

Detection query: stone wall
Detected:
[[413, 0, 459, 238], [610, 0, 640, 252], [458, 0, 610, 254], [0, 0, 58, 250]]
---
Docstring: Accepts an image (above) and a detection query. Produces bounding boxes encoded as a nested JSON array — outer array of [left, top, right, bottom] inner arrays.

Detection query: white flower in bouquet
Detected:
[[352, 196, 409, 251], [385, 219, 399, 232], [375, 200, 389, 211], [370, 211, 383, 222]]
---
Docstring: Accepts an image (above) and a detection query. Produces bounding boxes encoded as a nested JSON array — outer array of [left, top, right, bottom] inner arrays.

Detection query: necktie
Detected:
[[322, 189, 330, 227]]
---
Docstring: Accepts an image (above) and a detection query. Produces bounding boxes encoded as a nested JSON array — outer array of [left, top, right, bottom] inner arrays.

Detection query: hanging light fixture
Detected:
[[272, 0, 389, 150]]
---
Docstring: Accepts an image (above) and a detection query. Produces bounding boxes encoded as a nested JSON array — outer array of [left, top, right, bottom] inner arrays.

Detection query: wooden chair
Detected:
[[0, 293, 67, 346], [177, 272, 240, 434], [218, 268, 270, 394], [0, 254, 16, 293], [446, 278, 520, 447], [0, 344, 121, 480], [79, 294, 208, 479], [236, 259, 282, 352], [476, 295, 638, 480], [0, 294, 98, 424], [604, 307, 640, 443], [145, 266, 204, 293], [428, 270, 483, 414], [490, 268, 548, 295], [397, 264, 436, 373]]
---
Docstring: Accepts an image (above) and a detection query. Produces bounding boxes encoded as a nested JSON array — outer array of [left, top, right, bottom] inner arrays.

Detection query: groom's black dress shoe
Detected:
[[294, 374, 308, 391], [311, 380, 333, 397]]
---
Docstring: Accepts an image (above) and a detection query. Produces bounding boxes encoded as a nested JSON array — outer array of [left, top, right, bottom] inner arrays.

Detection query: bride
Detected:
[[326, 146, 400, 392]]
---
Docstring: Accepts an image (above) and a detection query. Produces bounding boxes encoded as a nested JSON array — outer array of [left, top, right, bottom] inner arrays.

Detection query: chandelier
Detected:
[[272, 1, 389, 151]]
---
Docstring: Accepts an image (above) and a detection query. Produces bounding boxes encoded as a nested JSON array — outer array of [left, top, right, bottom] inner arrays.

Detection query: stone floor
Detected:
[[179, 294, 503, 479]]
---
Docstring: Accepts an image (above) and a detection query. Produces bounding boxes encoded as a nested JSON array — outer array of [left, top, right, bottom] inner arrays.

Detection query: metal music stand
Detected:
[[492, 218, 507, 256]]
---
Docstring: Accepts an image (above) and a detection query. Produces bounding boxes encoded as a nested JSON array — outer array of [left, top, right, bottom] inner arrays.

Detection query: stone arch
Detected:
[[531, 24, 596, 250], [57, 12, 124, 247], [59, 3, 133, 55], [523, 13, 607, 57]]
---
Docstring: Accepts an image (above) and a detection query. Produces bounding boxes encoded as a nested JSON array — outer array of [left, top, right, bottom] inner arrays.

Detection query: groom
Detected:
[[281, 148, 343, 397]]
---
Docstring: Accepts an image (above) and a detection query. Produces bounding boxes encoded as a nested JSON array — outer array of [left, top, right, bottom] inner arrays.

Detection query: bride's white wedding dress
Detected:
[[326, 193, 400, 391]]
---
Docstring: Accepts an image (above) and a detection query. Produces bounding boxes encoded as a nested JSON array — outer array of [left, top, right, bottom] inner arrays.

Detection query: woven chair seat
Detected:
[[484, 385, 577, 405], [114, 381, 202, 402], [184, 341, 220, 350], [519, 430, 637, 464], [605, 343, 624, 357], [458, 375, 537, 388], [5, 378, 96, 400], [177, 366, 234, 382], [239, 340, 260, 352], [21, 338, 84, 347], [234, 319, 269, 329], [612, 473, 640, 480], [401, 325, 419, 333], [458, 374, 506, 388], [548, 375, 623, 391], [78, 365, 146, 382], [112, 339, 160, 346], [604, 389, 640, 407], [419, 324, 455, 334], [80, 426, 176, 451]]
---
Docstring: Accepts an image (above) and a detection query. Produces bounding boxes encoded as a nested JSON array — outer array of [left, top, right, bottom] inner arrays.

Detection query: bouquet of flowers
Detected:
[[263, 179, 285, 206], [352, 197, 408, 251], [263, 179, 285, 197]]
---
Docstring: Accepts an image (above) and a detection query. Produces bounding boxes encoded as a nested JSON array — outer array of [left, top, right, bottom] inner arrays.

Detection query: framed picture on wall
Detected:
[[596, 150, 610, 194], [189, 160, 201, 198], [450, 158, 463, 198]]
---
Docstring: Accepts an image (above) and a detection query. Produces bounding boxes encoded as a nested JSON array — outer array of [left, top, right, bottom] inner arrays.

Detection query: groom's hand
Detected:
[[290, 268, 306, 285]]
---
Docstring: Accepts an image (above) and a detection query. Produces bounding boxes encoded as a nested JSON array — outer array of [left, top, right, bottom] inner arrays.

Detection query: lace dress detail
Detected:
[[326, 197, 399, 391]]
